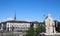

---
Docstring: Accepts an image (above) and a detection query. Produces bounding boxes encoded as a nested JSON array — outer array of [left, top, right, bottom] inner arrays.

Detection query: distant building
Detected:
[[0, 20, 39, 31], [0, 13, 40, 31]]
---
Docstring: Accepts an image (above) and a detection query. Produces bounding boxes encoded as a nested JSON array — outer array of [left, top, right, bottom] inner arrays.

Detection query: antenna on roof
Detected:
[[14, 10, 16, 20]]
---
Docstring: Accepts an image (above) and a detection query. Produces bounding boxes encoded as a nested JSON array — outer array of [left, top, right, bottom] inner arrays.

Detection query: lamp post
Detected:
[[11, 25, 14, 36], [1, 24, 3, 36], [1, 29, 3, 36]]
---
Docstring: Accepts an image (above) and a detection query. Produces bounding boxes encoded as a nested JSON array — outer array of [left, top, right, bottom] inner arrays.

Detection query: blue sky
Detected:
[[0, 0, 60, 22]]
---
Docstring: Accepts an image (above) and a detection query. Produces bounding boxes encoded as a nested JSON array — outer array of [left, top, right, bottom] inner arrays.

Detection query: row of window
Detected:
[[8, 27, 29, 29], [7, 24, 30, 27]]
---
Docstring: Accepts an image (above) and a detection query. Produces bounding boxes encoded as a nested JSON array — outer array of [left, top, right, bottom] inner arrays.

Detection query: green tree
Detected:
[[25, 27, 35, 36], [25, 25, 45, 36], [35, 24, 45, 36], [56, 22, 60, 32], [24, 22, 45, 36]]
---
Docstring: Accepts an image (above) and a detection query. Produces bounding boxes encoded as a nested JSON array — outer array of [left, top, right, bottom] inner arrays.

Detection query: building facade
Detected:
[[0, 20, 39, 31], [0, 13, 40, 31]]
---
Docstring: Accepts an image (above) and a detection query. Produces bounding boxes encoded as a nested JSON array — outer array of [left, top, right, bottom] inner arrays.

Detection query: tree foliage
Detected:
[[56, 22, 60, 32], [24, 27, 35, 36], [35, 24, 45, 36], [25, 24, 45, 36]]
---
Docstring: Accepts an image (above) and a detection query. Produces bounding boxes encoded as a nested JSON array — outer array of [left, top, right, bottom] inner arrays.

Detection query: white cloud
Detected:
[[7, 18, 13, 20], [0, 18, 13, 22]]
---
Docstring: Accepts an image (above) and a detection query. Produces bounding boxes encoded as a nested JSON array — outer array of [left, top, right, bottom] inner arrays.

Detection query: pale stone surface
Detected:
[[39, 14, 60, 36], [45, 14, 56, 34]]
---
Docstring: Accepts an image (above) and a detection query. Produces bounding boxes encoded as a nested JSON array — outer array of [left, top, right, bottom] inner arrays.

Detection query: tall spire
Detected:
[[14, 10, 16, 20]]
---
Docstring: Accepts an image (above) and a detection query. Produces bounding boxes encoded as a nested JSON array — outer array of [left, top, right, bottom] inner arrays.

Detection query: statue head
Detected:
[[48, 14, 51, 17]]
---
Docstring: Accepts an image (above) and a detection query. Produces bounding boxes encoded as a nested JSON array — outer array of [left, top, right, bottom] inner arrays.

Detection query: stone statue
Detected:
[[45, 14, 56, 34]]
